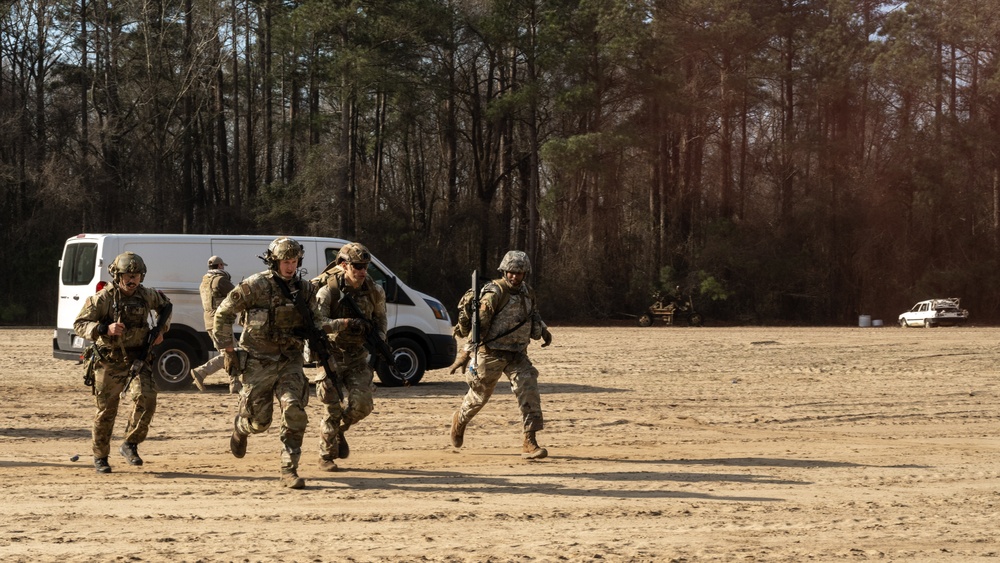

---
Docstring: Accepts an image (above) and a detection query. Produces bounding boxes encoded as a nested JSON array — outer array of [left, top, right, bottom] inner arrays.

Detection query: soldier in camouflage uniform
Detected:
[[450, 251, 553, 459], [74, 252, 172, 473], [213, 237, 334, 489], [311, 242, 387, 471], [190, 256, 239, 393]]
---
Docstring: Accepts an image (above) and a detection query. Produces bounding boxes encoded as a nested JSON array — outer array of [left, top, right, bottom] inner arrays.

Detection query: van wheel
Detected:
[[153, 338, 195, 390], [376, 337, 426, 387]]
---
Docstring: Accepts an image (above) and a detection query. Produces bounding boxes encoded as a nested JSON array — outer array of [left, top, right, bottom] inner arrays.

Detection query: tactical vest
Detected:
[[234, 272, 310, 358], [482, 281, 535, 352]]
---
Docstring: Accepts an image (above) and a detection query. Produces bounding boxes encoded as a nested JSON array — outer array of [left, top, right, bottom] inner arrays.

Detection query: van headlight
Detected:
[[424, 298, 449, 321]]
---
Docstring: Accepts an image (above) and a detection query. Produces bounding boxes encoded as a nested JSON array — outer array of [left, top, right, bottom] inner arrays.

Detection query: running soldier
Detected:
[[312, 242, 387, 471], [213, 237, 333, 489], [74, 252, 172, 473], [191, 255, 239, 393], [449, 251, 553, 459]]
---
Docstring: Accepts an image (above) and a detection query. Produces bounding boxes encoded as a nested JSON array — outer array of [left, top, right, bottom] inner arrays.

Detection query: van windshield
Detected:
[[62, 243, 98, 286]]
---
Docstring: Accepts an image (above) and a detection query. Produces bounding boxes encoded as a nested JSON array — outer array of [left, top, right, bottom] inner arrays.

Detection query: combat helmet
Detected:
[[498, 250, 531, 274], [337, 242, 371, 266], [108, 252, 147, 282], [263, 237, 304, 269]]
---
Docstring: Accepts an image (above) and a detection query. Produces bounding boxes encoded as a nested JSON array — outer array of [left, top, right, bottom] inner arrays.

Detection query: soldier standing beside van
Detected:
[[74, 252, 172, 473], [311, 242, 387, 472], [213, 237, 333, 489], [191, 256, 238, 393], [449, 251, 553, 459]]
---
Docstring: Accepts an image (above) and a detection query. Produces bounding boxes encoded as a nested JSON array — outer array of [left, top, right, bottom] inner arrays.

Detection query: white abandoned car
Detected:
[[898, 298, 969, 328]]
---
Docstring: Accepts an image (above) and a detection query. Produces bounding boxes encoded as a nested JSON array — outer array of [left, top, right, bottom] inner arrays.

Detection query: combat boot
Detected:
[[337, 423, 350, 459], [450, 411, 466, 448], [119, 442, 143, 466], [522, 431, 548, 460], [94, 457, 112, 473], [318, 456, 338, 472], [230, 416, 247, 458], [280, 468, 305, 489], [191, 366, 207, 391]]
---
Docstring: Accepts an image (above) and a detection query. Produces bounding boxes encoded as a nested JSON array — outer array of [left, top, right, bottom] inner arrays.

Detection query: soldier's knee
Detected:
[[285, 405, 308, 430]]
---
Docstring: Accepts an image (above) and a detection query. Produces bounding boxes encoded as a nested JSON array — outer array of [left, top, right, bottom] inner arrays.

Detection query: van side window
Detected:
[[62, 243, 98, 286]]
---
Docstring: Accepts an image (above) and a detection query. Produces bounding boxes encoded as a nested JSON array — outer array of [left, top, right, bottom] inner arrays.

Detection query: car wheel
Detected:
[[899, 319, 907, 328], [375, 337, 426, 387], [638, 313, 653, 327], [924, 320, 933, 328], [153, 338, 195, 390]]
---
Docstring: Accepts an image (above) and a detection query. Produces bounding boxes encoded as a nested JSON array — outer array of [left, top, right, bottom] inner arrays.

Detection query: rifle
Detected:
[[121, 302, 172, 396], [339, 292, 404, 374], [469, 270, 480, 375], [274, 276, 344, 402]]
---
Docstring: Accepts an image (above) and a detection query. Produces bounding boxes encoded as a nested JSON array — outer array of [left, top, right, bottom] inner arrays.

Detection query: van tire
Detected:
[[376, 337, 426, 387], [153, 338, 196, 391]]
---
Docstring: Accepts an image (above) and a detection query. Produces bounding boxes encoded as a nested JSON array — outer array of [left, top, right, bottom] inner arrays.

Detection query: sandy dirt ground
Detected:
[[2, 325, 1000, 562]]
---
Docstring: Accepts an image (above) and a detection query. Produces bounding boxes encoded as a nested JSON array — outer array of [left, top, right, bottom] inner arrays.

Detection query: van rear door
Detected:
[[55, 237, 104, 358]]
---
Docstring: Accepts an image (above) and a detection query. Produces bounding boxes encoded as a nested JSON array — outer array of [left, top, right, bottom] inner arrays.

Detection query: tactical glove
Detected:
[[341, 318, 367, 335], [541, 328, 552, 347], [448, 348, 471, 374], [224, 349, 239, 378]]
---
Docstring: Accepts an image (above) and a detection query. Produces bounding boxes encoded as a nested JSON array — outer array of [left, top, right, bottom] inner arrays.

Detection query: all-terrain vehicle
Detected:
[[638, 291, 704, 327]]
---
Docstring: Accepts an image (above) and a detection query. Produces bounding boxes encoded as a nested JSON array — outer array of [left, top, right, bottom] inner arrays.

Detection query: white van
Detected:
[[54, 233, 456, 389]]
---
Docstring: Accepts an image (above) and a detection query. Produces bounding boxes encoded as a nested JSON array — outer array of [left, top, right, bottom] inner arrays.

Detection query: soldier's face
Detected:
[[504, 271, 525, 287], [119, 273, 141, 294], [278, 258, 298, 280], [344, 261, 367, 288]]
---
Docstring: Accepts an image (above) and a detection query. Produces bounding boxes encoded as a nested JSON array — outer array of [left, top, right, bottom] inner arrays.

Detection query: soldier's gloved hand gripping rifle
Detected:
[[338, 292, 406, 377], [121, 302, 173, 396]]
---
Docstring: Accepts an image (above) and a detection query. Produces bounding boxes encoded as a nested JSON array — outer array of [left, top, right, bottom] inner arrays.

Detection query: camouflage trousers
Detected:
[[234, 354, 310, 471], [316, 347, 374, 459], [457, 348, 543, 433], [92, 360, 157, 458]]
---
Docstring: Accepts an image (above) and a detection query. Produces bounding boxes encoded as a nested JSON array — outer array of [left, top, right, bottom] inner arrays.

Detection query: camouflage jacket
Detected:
[[74, 284, 172, 360], [315, 265, 388, 349], [199, 268, 235, 332], [481, 278, 546, 353], [213, 270, 331, 361]]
